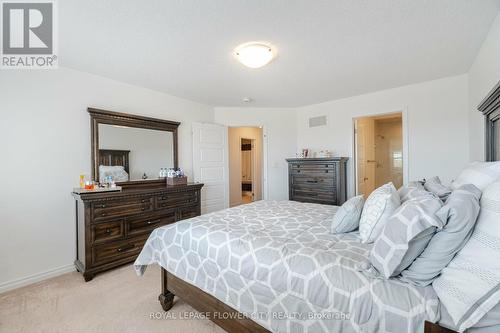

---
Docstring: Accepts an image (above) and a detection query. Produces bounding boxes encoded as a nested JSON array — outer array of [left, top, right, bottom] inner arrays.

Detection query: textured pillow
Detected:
[[400, 184, 481, 286], [433, 181, 500, 332], [424, 176, 452, 202], [330, 195, 364, 234], [369, 192, 444, 279], [398, 181, 425, 203], [359, 182, 400, 243], [451, 161, 500, 191]]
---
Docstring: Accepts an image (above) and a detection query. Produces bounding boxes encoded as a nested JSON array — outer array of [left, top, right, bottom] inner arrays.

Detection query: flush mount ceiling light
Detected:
[[234, 42, 277, 69]]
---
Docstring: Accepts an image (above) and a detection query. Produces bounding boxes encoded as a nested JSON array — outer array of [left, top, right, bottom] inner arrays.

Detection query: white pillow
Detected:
[[433, 180, 500, 332], [359, 182, 401, 243], [330, 195, 365, 234], [451, 161, 500, 191]]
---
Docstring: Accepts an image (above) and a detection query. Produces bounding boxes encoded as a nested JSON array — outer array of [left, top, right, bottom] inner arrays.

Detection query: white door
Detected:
[[192, 122, 229, 214]]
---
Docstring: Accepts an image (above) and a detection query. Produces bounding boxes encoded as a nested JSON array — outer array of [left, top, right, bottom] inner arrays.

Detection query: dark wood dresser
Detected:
[[72, 183, 203, 281], [286, 157, 348, 206]]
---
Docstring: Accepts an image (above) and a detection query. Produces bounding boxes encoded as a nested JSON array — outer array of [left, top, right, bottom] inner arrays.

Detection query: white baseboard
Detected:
[[0, 264, 76, 294]]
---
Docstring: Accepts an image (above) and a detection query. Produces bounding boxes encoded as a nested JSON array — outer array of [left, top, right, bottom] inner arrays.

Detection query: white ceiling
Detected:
[[60, 0, 500, 107]]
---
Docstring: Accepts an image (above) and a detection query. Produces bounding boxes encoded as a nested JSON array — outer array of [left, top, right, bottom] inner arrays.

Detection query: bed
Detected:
[[134, 80, 500, 333], [135, 201, 439, 333]]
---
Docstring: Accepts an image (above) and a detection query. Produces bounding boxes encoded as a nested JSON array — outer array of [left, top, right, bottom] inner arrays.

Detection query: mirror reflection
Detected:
[[98, 124, 174, 182]]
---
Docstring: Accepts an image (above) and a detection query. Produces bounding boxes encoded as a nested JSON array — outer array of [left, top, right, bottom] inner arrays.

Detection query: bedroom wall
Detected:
[[214, 108, 297, 201], [296, 74, 470, 198], [468, 11, 500, 162], [0, 67, 214, 292]]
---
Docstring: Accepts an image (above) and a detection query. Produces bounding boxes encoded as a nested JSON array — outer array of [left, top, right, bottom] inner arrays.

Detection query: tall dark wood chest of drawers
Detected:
[[286, 157, 348, 206], [72, 183, 203, 281]]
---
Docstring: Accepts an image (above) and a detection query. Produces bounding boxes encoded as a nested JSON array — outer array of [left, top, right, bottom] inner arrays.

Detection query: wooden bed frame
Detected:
[[157, 81, 500, 333]]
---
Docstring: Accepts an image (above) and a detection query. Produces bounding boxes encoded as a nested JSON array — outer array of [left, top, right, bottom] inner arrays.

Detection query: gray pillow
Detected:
[[398, 181, 425, 203], [369, 192, 444, 278], [433, 180, 500, 331], [400, 184, 481, 286], [424, 176, 452, 201], [331, 195, 364, 234]]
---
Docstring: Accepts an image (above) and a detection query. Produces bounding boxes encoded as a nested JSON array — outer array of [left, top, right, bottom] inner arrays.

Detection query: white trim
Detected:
[[0, 264, 75, 294], [351, 109, 409, 197]]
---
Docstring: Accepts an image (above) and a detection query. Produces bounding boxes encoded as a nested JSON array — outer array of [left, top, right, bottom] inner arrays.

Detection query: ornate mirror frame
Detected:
[[478, 81, 500, 162], [88, 107, 180, 186]]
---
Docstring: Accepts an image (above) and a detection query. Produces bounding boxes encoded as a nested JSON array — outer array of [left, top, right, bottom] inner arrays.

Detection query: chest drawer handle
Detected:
[[100, 204, 106, 208], [141, 199, 146, 203], [147, 219, 161, 225], [101, 213, 107, 217], [325, 170, 329, 173], [141, 207, 146, 211], [117, 245, 135, 252], [105, 228, 111, 234], [160, 196, 167, 200], [306, 180, 318, 183], [297, 170, 301, 173]]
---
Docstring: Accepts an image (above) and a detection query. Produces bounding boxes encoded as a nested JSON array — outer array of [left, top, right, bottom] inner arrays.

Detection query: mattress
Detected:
[[134, 200, 439, 333]]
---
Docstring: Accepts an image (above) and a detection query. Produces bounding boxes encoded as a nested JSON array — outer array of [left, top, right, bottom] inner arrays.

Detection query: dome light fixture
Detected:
[[234, 42, 277, 69]]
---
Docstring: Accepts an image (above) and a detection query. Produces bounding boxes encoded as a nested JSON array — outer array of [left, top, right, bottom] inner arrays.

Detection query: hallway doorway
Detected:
[[354, 112, 403, 197], [228, 127, 263, 207]]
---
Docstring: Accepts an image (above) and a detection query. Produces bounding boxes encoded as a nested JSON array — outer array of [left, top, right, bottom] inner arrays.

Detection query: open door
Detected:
[[192, 122, 229, 214], [355, 118, 376, 197]]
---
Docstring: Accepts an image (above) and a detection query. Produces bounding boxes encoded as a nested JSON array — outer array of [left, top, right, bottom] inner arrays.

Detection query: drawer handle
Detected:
[[325, 170, 329, 173], [100, 204, 106, 208], [105, 228, 111, 234], [141, 199, 146, 203], [101, 213, 107, 217], [306, 180, 318, 183], [141, 207, 146, 211], [117, 245, 135, 252], [297, 170, 301, 173], [147, 219, 161, 225], [161, 196, 167, 200]]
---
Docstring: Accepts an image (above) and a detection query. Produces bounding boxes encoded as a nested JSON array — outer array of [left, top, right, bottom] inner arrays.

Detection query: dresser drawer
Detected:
[[91, 236, 147, 266], [177, 205, 199, 220], [126, 211, 176, 237], [92, 197, 153, 221], [291, 175, 335, 187], [91, 220, 124, 244], [291, 187, 336, 203], [290, 166, 335, 176], [156, 191, 198, 210]]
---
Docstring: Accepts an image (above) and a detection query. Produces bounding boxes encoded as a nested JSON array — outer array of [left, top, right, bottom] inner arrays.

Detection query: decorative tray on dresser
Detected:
[[72, 183, 203, 281]]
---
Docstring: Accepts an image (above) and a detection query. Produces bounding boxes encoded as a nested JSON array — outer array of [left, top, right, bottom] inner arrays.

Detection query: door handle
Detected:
[[367, 160, 377, 163]]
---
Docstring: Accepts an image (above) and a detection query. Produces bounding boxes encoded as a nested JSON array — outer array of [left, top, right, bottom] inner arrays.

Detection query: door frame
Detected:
[[352, 109, 409, 196], [227, 125, 268, 201], [239, 137, 257, 203]]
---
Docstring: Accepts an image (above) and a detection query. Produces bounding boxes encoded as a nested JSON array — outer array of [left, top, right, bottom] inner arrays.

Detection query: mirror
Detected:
[[89, 108, 179, 185], [98, 124, 174, 181]]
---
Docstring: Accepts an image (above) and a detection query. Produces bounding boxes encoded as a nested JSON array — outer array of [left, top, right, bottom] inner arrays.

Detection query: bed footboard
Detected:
[[159, 267, 270, 333]]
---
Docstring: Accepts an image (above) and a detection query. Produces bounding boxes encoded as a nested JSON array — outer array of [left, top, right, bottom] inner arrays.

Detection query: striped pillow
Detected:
[[433, 181, 500, 332], [451, 162, 500, 191]]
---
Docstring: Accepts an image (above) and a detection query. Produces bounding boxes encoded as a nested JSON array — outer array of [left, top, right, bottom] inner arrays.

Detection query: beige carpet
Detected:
[[0, 264, 226, 333]]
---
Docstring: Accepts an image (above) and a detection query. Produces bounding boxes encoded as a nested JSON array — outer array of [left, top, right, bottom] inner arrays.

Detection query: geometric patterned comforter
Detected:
[[134, 200, 439, 333]]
